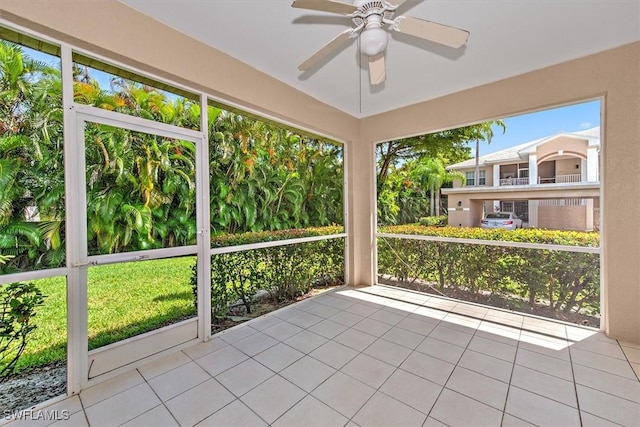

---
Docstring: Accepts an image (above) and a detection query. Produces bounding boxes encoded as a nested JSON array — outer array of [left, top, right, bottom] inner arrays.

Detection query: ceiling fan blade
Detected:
[[368, 53, 386, 86], [292, 0, 359, 15], [299, 29, 356, 71], [394, 16, 469, 48]]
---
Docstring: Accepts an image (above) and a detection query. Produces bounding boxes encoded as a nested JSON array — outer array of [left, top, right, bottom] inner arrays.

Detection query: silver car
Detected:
[[480, 212, 523, 230]]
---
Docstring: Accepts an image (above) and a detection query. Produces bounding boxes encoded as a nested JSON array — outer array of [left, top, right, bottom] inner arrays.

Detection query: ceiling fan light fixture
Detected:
[[360, 26, 388, 56]]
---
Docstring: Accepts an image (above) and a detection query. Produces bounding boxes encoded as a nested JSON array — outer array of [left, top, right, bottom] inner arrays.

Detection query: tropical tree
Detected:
[[471, 121, 506, 186], [411, 158, 465, 216]]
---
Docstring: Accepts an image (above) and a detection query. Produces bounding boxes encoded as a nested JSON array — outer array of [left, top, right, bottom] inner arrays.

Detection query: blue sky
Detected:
[[469, 100, 601, 156]]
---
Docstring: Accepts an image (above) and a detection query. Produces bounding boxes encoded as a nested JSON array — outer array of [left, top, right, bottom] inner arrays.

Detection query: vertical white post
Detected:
[[529, 154, 538, 185], [342, 142, 350, 285], [587, 147, 599, 182], [61, 45, 88, 394], [493, 164, 500, 187], [197, 94, 211, 341]]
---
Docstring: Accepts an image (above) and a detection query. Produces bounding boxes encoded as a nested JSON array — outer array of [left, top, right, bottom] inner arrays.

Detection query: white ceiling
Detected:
[[120, 0, 640, 119]]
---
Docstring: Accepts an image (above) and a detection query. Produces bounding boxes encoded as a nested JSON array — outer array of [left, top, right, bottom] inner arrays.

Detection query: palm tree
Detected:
[[471, 121, 506, 186], [412, 158, 466, 216]]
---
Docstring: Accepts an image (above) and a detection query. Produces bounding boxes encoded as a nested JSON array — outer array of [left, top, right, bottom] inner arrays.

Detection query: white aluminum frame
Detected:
[[0, 19, 350, 395]]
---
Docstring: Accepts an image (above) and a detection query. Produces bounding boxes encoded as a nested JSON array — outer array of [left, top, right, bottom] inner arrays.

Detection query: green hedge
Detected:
[[193, 226, 344, 319], [418, 216, 448, 227], [377, 226, 600, 320]]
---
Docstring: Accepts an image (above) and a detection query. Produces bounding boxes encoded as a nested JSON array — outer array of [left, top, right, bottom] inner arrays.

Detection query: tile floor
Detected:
[[6, 285, 640, 426]]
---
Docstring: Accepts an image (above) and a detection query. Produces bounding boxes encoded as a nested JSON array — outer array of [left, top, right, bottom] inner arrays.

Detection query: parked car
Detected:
[[480, 212, 523, 230]]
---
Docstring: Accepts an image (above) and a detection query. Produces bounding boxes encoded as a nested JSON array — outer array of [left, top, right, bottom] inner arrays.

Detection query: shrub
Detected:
[[193, 226, 344, 318], [418, 216, 448, 227], [1, 282, 46, 377], [377, 225, 600, 316]]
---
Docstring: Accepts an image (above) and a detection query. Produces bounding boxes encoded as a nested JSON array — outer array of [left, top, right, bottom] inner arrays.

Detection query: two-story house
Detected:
[[442, 127, 600, 231]]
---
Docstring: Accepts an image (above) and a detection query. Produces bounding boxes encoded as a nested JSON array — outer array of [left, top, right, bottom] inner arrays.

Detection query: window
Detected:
[[465, 170, 486, 186]]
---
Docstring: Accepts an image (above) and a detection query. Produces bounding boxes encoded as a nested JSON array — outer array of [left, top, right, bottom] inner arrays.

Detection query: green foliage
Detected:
[[418, 216, 448, 227], [0, 282, 45, 377], [193, 227, 344, 317], [378, 226, 600, 317]]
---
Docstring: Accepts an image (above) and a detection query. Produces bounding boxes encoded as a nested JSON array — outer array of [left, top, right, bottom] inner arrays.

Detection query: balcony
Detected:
[[499, 177, 529, 186], [538, 173, 582, 184]]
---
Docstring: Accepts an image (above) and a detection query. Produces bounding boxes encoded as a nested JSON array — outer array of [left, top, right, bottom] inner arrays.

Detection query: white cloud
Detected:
[[579, 122, 591, 129]]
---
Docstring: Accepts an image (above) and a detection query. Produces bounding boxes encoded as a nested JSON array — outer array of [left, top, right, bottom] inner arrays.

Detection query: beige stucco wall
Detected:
[[537, 136, 588, 162], [538, 205, 587, 231], [556, 158, 582, 176], [1, 2, 638, 343]]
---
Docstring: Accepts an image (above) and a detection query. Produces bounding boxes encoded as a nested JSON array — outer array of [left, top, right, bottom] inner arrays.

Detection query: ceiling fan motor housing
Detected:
[[352, 1, 396, 56]]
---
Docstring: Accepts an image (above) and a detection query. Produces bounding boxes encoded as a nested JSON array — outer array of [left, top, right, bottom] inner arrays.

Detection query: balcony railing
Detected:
[[538, 173, 582, 184], [499, 177, 529, 186]]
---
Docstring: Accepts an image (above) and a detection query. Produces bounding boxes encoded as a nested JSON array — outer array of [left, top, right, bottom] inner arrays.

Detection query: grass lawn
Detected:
[[11, 256, 196, 372]]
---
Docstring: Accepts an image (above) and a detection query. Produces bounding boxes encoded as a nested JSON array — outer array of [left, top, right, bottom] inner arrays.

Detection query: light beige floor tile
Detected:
[[328, 310, 365, 327], [571, 336, 627, 359], [400, 351, 455, 386], [570, 347, 637, 379], [423, 417, 449, 427], [47, 411, 88, 427], [197, 400, 266, 427], [9, 397, 84, 427], [396, 316, 437, 336], [576, 384, 640, 426], [515, 348, 573, 381], [42, 395, 84, 415], [232, 332, 279, 357], [450, 302, 489, 318], [564, 326, 601, 344], [215, 359, 274, 397], [195, 344, 248, 377], [386, 299, 419, 313], [147, 362, 209, 401], [445, 366, 508, 410], [621, 345, 640, 364], [483, 310, 524, 329], [182, 337, 228, 360], [333, 328, 377, 352], [301, 302, 341, 318], [415, 336, 465, 364], [363, 338, 412, 366], [368, 309, 406, 326], [283, 330, 328, 354], [440, 313, 481, 333], [476, 321, 521, 345], [521, 317, 567, 339], [308, 319, 349, 339], [165, 378, 235, 426], [379, 368, 442, 414], [380, 326, 425, 350], [345, 302, 380, 317], [579, 411, 621, 427], [505, 386, 580, 426], [620, 340, 640, 351], [428, 324, 474, 348], [138, 350, 191, 380], [423, 298, 458, 312], [272, 307, 306, 322], [285, 311, 323, 329], [573, 363, 640, 403], [318, 295, 355, 311], [219, 325, 258, 344], [310, 340, 359, 369], [500, 414, 536, 426], [353, 391, 426, 427], [458, 349, 513, 383], [510, 365, 577, 407], [261, 321, 303, 342], [352, 318, 393, 337], [253, 342, 304, 373], [121, 404, 178, 427], [273, 395, 348, 427], [280, 356, 336, 392], [341, 353, 395, 389], [411, 306, 447, 321], [631, 362, 640, 379], [240, 375, 305, 424], [248, 314, 282, 331], [518, 331, 570, 360], [401, 292, 431, 305], [80, 369, 144, 407], [312, 372, 376, 418], [430, 388, 502, 427], [467, 335, 517, 362], [84, 383, 160, 427]]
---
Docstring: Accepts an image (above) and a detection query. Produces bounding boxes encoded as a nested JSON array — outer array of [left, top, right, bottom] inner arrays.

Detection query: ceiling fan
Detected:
[[292, 0, 470, 85]]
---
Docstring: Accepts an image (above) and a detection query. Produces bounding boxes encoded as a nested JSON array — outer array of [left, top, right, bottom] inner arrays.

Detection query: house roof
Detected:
[[447, 127, 600, 170]]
